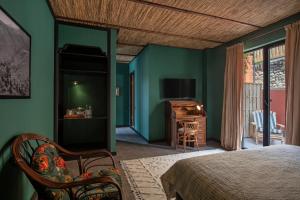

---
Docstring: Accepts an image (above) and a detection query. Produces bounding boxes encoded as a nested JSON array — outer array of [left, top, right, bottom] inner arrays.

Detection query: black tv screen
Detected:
[[163, 79, 196, 98]]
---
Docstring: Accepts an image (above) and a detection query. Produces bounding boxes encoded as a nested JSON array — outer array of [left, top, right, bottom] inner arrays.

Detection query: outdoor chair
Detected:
[[252, 111, 285, 144], [12, 133, 122, 200]]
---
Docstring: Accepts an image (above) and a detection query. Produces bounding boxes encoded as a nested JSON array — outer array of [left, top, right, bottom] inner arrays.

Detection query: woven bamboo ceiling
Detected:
[[49, 0, 300, 63]]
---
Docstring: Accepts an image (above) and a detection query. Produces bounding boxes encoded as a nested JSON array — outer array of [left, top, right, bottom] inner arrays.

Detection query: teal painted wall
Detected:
[[205, 13, 300, 140], [148, 45, 203, 141], [205, 46, 226, 140], [58, 24, 107, 50], [0, 0, 54, 199], [129, 47, 150, 140], [116, 63, 130, 126], [130, 45, 203, 141], [57, 25, 117, 152]]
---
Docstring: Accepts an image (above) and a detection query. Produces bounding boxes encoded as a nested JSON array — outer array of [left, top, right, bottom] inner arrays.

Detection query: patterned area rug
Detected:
[[121, 149, 224, 200]]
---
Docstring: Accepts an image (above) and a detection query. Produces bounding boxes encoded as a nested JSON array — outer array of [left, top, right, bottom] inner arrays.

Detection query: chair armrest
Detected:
[[277, 123, 285, 129], [55, 145, 116, 168], [251, 122, 257, 130], [65, 176, 121, 189]]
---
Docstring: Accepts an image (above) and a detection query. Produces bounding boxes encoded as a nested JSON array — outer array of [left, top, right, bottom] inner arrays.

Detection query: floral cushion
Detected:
[[74, 168, 122, 200], [31, 143, 73, 200]]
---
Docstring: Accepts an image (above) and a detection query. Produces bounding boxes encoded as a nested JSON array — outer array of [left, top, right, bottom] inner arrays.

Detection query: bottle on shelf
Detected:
[[85, 105, 92, 118]]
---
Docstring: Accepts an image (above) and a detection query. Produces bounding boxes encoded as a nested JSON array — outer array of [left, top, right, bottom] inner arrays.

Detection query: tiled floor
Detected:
[[116, 129, 284, 150], [243, 137, 284, 149], [116, 127, 148, 144]]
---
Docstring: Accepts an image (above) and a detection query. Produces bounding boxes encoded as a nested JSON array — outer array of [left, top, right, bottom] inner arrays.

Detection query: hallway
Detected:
[[116, 127, 148, 145]]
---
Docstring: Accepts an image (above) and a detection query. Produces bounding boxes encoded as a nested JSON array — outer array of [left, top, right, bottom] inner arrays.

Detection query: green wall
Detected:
[[205, 46, 226, 140], [148, 45, 203, 141], [0, 0, 54, 199], [57, 24, 117, 152], [116, 63, 130, 126], [129, 47, 150, 140], [204, 13, 300, 140], [58, 24, 107, 50], [130, 45, 203, 141]]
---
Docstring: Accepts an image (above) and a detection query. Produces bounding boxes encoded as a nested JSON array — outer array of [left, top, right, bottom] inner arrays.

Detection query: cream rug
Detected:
[[121, 149, 224, 200]]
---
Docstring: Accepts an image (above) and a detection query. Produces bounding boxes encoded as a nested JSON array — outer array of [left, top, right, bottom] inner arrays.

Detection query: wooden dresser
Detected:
[[165, 100, 206, 148]]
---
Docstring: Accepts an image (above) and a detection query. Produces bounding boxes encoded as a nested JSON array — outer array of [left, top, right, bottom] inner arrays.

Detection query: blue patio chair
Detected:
[[252, 110, 285, 144]]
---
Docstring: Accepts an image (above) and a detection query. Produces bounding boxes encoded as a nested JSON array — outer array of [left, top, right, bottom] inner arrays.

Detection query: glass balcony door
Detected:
[[242, 41, 285, 148]]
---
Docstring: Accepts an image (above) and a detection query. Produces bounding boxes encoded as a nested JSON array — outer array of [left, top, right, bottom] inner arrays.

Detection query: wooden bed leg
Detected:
[[176, 193, 183, 200]]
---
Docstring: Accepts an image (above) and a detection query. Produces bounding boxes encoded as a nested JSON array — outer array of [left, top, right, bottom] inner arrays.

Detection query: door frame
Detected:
[[130, 72, 135, 127]]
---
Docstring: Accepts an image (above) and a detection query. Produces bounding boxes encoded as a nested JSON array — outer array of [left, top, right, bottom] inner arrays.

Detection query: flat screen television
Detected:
[[163, 78, 196, 98]]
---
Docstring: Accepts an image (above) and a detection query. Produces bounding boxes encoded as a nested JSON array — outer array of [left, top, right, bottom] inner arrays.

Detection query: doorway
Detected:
[[243, 41, 286, 148], [130, 72, 135, 127], [116, 71, 147, 145]]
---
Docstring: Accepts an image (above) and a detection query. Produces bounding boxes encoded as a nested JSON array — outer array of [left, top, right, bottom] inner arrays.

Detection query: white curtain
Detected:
[[221, 43, 244, 150], [285, 21, 300, 146]]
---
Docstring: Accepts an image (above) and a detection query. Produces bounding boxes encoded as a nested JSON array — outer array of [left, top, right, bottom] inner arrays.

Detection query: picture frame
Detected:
[[0, 6, 31, 98]]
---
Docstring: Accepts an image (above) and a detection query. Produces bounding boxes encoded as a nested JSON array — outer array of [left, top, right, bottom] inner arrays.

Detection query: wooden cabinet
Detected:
[[165, 100, 206, 148]]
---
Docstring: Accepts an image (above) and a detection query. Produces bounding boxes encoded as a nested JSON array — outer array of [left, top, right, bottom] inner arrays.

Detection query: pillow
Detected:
[[31, 143, 73, 200]]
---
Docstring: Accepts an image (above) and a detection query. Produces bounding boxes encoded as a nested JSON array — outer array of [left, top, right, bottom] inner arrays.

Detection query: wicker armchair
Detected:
[[12, 133, 122, 200]]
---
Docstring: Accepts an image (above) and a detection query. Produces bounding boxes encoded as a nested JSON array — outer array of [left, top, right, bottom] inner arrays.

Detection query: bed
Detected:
[[161, 145, 300, 200]]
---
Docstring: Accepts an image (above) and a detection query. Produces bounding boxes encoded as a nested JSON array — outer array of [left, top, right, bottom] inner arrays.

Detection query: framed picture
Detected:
[[0, 7, 31, 98]]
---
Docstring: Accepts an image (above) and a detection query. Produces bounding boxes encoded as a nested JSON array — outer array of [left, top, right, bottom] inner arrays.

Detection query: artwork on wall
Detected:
[[0, 7, 31, 98]]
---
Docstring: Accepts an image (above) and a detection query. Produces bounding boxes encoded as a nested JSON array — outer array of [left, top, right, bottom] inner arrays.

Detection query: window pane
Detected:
[[269, 44, 286, 146], [243, 48, 263, 148]]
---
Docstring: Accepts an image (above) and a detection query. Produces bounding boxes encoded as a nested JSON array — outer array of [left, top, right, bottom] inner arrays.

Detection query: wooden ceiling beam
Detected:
[[128, 0, 262, 28], [117, 42, 145, 47], [56, 15, 224, 44], [117, 53, 137, 57]]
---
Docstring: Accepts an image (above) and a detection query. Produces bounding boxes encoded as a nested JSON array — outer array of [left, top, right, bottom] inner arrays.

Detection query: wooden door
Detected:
[[130, 72, 135, 127]]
